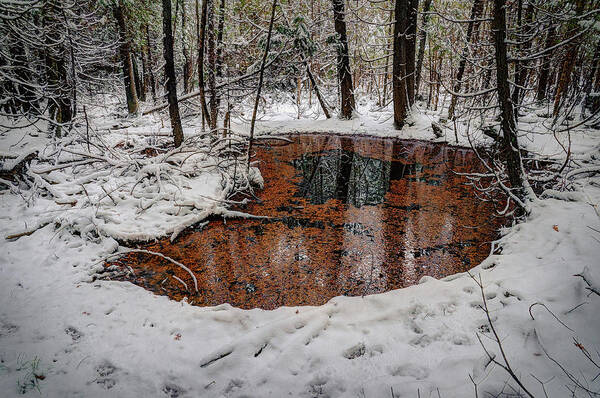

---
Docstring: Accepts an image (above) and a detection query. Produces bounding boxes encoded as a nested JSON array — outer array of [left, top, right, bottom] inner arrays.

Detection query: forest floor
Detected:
[[1, 100, 600, 397]]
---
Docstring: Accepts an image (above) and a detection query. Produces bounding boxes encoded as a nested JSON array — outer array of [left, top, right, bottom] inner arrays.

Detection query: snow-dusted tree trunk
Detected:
[[406, 0, 418, 106], [163, 0, 184, 147], [113, 0, 139, 115], [196, 0, 212, 129], [536, 23, 555, 103], [393, 0, 409, 129], [553, 0, 585, 116], [181, 0, 193, 94], [145, 24, 157, 103], [492, 0, 526, 197], [247, 0, 278, 171], [207, 0, 218, 130], [332, 0, 355, 119], [415, 0, 432, 97], [44, 0, 73, 137]]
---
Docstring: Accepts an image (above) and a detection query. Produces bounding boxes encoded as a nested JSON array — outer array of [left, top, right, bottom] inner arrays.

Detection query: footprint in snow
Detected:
[[162, 383, 185, 398], [223, 378, 244, 394], [0, 322, 18, 338], [65, 327, 82, 342], [94, 362, 117, 390], [343, 342, 366, 359], [389, 364, 430, 380]]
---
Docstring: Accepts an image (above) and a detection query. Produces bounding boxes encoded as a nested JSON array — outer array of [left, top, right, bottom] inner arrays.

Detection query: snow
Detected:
[[1, 102, 600, 397]]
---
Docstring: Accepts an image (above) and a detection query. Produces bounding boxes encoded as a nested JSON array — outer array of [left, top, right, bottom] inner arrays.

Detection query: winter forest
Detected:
[[1, 0, 600, 396]]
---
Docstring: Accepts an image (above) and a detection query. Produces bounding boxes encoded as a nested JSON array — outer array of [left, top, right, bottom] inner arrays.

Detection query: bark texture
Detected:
[[196, 0, 212, 128], [114, 0, 139, 115], [393, 0, 409, 129], [163, 0, 184, 147], [415, 0, 432, 96], [493, 0, 526, 196], [332, 0, 355, 119]]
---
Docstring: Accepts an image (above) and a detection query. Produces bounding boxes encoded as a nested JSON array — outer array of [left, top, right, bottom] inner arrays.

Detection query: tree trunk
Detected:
[[10, 39, 34, 114], [305, 61, 331, 118], [163, 0, 184, 147], [553, 0, 585, 116], [393, 0, 409, 128], [535, 24, 555, 102], [181, 0, 193, 94], [114, 0, 139, 115], [406, 0, 419, 106], [511, 1, 534, 120], [145, 24, 157, 102], [493, 0, 525, 196], [247, 0, 278, 171], [382, 9, 393, 106], [207, 0, 218, 130], [132, 54, 142, 99], [415, 0, 432, 97], [196, 0, 212, 128], [332, 0, 355, 119], [140, 49, 148, 102], [44, 1, 72, 137], [214, 0, 226, 120], [447, 0, 483, 120], [585, 40, 600, 111]]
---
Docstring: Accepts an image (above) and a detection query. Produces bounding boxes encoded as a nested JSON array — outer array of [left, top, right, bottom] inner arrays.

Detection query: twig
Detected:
[[470, 273, 536, 398], [574, 267, 600, 297], [528, 302, 574, 332], [105, 249, 198, 292]]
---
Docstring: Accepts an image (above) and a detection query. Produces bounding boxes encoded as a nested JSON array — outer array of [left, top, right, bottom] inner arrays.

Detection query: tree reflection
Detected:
[[293, 142, 425, 207]]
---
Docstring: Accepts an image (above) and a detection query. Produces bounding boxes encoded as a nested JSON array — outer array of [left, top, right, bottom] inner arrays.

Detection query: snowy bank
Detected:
[[1, 108, 600, 397]]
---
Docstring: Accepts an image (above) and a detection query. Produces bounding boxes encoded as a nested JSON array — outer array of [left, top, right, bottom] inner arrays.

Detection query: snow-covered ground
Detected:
[[1, 101, 599, 397]]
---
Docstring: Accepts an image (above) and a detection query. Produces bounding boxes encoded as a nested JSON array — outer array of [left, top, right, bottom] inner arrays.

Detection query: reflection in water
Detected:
[[110, 135, 505, 310], [295, 150, 404, 207]]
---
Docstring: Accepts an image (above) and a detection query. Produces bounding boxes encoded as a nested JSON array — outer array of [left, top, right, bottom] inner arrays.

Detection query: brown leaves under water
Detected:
[[108, 135, 505, 310]]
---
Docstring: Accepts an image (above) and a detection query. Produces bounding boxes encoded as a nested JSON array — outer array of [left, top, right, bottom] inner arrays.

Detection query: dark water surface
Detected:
[[110, 135, 504, 310]]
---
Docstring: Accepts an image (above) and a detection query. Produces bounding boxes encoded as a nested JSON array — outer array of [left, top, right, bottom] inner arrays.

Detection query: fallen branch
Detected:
[[5, 219, 53, 240], [566, 166, 600, 180], [171, 275, 189, 292], [575, 266, 600, 297], [106, 249, 198, 292]]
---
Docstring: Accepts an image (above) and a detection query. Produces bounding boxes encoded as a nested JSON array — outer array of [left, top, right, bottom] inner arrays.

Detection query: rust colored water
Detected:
[[109, 135, 504, 310]]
